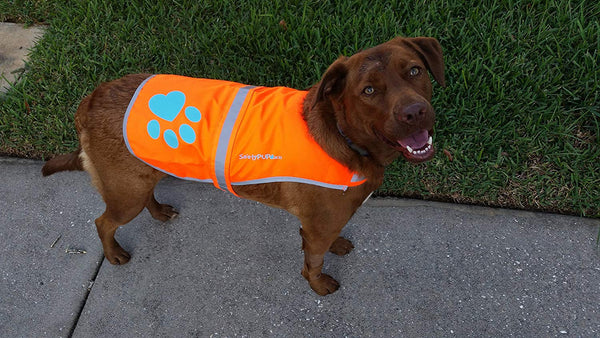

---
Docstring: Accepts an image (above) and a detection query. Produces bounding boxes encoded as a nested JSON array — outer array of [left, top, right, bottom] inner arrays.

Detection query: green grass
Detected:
[[0, 0, 57, 25], [1, 0, 598, 217]]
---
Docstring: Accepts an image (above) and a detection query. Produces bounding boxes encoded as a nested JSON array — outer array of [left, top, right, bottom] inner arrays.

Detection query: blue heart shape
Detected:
[[148, 91, 186, 122]]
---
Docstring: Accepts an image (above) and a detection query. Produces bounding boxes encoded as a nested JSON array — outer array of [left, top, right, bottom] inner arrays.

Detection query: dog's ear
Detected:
[[394, 37, 446, 87], [314, 56, 349, 106]]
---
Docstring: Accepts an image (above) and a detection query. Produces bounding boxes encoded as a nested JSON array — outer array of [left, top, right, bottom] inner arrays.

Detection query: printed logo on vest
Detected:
[[239, 153, 283, 161], [146, 91, 202, 149]]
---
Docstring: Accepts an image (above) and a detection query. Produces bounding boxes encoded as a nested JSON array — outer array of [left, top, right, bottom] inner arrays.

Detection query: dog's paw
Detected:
[[149, 203, 179, 222], [309, 274, 340, 296], [147, 91, 202, 149], [329, 237, 354, 256], [105, 245, 131, 265]]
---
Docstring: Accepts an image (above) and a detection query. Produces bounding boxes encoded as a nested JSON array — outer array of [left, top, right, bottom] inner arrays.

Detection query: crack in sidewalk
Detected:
[[68, 256, 105, 338]]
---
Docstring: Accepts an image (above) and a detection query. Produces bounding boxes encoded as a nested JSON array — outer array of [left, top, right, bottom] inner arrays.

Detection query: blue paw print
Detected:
[[146, 91, 201, 149]]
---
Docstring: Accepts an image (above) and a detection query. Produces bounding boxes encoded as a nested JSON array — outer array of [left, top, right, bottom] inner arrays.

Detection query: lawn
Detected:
[[1, 0, 598, 217]]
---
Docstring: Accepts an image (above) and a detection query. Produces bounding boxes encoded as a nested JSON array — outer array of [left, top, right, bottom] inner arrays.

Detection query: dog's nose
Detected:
[[397, 102, 428, 124]]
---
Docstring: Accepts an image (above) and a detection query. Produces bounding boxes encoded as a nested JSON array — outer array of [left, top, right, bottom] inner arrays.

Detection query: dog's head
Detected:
[[314, 36, 445, 165]]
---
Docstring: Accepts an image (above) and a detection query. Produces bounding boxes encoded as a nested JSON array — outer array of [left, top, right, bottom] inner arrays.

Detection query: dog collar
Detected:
[[337, 124, 369, 157]]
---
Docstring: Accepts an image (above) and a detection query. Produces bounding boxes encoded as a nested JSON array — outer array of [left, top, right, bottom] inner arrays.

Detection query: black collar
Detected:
[[337, 124, 369, 157]]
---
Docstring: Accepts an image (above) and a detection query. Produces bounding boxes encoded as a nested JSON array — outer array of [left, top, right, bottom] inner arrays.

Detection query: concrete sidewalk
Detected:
[[1, 157, 599, 337], [0, 22, 45, 93]]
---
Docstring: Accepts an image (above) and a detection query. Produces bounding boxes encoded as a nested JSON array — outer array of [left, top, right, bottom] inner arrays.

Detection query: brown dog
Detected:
[[42, 36, 445, 295]]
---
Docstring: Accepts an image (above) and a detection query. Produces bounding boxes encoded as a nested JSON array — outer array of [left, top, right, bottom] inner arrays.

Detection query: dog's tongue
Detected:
[[398, 130, 429, 149]]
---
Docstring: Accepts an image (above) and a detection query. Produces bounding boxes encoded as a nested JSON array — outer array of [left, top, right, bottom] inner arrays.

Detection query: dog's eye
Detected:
[[409, 67, 421, 77], [363, 86, 375, 95]]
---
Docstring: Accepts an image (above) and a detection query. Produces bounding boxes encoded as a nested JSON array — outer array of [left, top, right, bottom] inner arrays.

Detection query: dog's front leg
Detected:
[[298, 223, 345, 296]]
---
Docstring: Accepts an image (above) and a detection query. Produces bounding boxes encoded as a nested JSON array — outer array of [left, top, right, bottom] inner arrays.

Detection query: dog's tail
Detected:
[[42, 148, 84, 176]]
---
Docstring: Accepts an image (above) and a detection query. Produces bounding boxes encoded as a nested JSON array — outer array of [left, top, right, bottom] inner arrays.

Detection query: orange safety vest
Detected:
[[124, 75, 366, 197]]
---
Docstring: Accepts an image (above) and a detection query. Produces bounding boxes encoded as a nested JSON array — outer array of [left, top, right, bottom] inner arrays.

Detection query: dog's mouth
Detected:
[[374, 128, 434, 162]]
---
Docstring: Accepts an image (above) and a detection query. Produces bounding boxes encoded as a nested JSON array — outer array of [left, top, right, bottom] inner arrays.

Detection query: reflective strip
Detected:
[[123, 74, 156, 158], [214, 86, 256, 191], [351, 173, 366, 183], [230, 177, 349, 191]]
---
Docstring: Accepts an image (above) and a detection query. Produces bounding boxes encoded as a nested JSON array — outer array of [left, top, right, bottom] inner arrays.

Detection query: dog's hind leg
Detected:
[[94, 176, 162, 265], [95, 202, 145, 265], [82, 149, 166, 264]]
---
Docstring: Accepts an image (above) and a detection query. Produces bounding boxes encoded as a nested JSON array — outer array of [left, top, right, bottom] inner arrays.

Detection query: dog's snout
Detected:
[[396, 102, 428, 124]]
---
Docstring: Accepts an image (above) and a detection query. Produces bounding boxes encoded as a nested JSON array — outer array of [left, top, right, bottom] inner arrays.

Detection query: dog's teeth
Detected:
[[407, 143, 434, 156], [427, 136, 433, 145]]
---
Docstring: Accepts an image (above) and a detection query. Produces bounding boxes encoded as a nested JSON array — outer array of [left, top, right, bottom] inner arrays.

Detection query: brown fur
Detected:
[[43, 36, 444, 295]]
